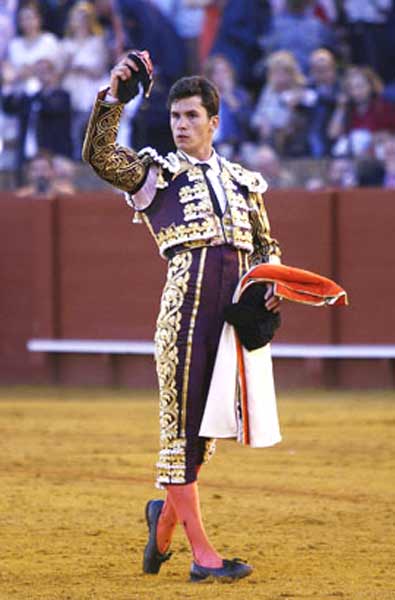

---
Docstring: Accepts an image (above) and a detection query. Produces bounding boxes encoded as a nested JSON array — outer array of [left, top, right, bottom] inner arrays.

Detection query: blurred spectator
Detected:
[[52, 154, 77, 194], [0, 0, 17, 62], [131, 77, 174, 155], [38, 0, 79, 38], [379, 135, 395, 188], [117, 0, 187, 86], [270, 0, 338, 21], [261, 0, 335, 75], [204, 54, 252, 152], [199, 0, 226, 65], [94, 0, 126, 61], [305, 48, 340, 157], [210, 0, 272, 88], [3, 1, 60, 94], [151, 0, 208, 74], [2, 58, 72, 177], [327, 157, 356, 188], [341, 0, 395, 84], [328, 66, 395, 158], [16, 149, 75, 197], [355, 157, 385, 187], [61, 1, 109, 159], [248, 143, 297, 188], [251, 50, 310, 156], [116, 0, 189, 154], [0, 0, 17, 158]]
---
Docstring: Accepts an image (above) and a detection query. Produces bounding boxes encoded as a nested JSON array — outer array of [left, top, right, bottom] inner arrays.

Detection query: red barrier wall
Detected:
[[1, 189, 394, 388], [0, 196, 35, 381], [334, 189, 395, 387]]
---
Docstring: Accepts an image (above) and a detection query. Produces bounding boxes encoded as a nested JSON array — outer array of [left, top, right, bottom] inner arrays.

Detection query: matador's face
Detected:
[[170, 96, 219, 160]]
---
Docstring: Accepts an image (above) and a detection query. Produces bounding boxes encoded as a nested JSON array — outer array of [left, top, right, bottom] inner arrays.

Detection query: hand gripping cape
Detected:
[[199, 263, 348, 447]]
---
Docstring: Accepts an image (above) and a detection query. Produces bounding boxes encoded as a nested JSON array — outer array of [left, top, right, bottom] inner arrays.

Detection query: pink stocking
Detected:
[[156, 495, 178, 554], [166, 481, 223, 567]]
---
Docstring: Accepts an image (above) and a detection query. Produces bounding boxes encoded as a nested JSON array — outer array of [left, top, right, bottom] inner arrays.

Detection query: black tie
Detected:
[[200, 163, 223, 218]]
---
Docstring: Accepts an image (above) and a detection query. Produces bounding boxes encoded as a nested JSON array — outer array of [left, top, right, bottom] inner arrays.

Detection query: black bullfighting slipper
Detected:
[[142, 499, 172, 574], [189, 558, 253, 583]]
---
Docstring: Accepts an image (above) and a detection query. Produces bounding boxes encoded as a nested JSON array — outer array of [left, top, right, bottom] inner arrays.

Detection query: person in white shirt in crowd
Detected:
[[3, 1, 60, 95], [1, 1, 61, 168], [61, 1, 109, 159]]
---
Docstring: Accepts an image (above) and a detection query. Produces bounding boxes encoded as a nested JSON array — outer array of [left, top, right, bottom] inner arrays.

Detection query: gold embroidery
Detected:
[[219, 168, 254, 248], [156, 219, 224, 257], [181, 247, 207, 436], [179, 181, 207, 203], [249, 192, 281, 265], [221, 157, 268, 193], [156, 438, 188, 488], [155, 252, 192, 486], [140, 157, 279, 260], [183, 199, 212, 221], [82, 98, 150, 193]]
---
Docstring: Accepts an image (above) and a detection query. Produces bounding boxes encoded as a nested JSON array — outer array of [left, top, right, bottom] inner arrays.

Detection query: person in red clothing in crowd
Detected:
[[328, 65, 395, 157]]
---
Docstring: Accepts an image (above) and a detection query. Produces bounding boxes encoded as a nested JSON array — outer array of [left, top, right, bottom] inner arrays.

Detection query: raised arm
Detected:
[[82, 51, 154, 194]]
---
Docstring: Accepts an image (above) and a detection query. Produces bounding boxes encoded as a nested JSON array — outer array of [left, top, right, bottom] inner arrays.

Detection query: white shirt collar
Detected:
[[178, 149, 221, 175]]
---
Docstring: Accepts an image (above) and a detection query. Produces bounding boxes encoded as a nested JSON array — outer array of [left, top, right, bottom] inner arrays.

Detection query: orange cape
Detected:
[[237, 264, 348, 445]]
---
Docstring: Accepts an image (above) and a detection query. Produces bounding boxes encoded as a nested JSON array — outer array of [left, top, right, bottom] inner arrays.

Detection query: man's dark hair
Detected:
[[167, 76, 220, 117]]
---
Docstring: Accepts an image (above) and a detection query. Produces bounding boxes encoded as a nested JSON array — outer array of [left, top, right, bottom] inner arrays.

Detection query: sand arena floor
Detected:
[[0, 387, 394, 600]]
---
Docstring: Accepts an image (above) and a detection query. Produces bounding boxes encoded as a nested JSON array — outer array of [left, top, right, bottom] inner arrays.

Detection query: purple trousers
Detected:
[[155, 245, 249, 488]]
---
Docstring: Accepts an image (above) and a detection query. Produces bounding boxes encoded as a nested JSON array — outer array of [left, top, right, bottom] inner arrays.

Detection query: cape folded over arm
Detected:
[[241, 263, 348, 307], [199, 264, 348, 448]]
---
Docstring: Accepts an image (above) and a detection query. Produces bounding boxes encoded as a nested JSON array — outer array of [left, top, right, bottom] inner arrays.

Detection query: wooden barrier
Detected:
[[1, 189, 394, 388]]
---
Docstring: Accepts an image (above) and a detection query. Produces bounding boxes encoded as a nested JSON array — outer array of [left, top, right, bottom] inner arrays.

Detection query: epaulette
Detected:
[[138, 147, 181, 174], [221, 157, 268, 194]]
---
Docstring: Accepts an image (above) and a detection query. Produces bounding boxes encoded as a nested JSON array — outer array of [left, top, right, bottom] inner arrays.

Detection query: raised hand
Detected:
[[110, 50, 153, 101]]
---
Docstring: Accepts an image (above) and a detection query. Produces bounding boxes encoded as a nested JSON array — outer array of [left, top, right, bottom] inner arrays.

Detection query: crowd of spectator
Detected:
[[2, 0, 395, 192]]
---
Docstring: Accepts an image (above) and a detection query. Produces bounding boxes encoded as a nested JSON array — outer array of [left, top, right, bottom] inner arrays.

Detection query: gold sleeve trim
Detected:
[[249, 192, 282, 265], [82, 93, 150, 193]]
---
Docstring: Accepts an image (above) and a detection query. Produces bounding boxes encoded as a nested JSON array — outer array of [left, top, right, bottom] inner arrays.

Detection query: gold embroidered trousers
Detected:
[[155, 245, 249, 488]]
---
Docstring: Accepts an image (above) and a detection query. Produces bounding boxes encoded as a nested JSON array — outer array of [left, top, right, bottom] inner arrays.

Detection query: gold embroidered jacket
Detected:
[[82, 91, 281, 263]]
